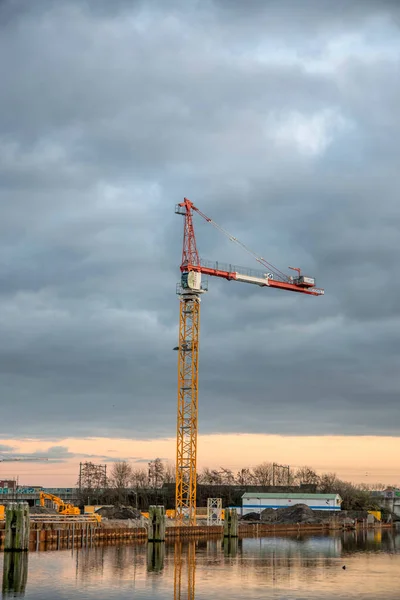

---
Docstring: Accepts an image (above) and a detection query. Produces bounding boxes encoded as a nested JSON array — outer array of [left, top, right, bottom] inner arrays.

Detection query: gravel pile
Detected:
[[258, 508, 275, 522], [261, 504, 318, 524], [96, 505, 142, 520], [240, 512, 260, 521], [241, 505, 390, 526], [30, 506, 57, 515], [101, 518, 145, 529], [313, 509, 368, 522]]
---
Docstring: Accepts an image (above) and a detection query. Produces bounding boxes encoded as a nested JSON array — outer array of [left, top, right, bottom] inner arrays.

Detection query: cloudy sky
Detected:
[[0, 0, 399, 485]]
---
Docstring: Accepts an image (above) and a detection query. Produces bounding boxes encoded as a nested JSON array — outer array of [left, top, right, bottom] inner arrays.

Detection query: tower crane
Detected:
[[175, 197, 324, 525]]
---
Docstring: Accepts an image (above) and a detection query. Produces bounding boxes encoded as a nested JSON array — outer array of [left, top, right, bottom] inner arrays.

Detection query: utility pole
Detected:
[[78, 462, 107, 505], [272, 463, 291, 487]]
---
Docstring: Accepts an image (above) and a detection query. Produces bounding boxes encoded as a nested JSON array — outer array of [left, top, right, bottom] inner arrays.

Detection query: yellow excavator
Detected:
[[39, 492, 80, 515], [39, 492, 101, 522]]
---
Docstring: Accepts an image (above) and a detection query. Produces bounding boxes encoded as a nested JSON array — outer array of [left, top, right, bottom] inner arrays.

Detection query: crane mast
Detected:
[[174, 197, 324, 525], [175, 294, 200, 525], [175, 199, 204, 525]]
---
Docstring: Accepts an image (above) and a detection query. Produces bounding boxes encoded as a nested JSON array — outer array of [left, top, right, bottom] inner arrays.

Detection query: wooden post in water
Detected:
[[223, 536, 238, 557], [148, 506, 166, 542], [2, 552, 28, 597], [4, 503, 30, 552], [147, 542, 165, 572], [223, 508, 238, 538]]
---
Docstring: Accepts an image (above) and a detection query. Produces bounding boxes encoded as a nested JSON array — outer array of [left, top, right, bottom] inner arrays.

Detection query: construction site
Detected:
[[0, 200, 322, 529], [0, 199, 398, 600], [1, 0, 399, 594], [0, 199, 397, 548]]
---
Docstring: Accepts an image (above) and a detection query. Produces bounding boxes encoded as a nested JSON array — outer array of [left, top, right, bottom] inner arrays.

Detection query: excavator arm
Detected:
[[39, 492, 80, 515]]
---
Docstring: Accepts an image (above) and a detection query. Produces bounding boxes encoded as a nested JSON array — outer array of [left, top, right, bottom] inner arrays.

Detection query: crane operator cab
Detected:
[[181, 271, 203, 292]]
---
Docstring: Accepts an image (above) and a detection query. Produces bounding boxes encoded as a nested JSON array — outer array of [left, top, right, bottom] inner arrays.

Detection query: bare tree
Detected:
[[110, 461, 133, 489], [163, 462, 175, 484], [219, 468, 236, 485], [109, 461, 133, 503], [358, 482, 390, 492], [236, 468, 254, 485], [253, 462, 273, 486], [295, 466, 320, 486], [318, 472, 339, 493], [131, 467, 149, 489], [198, 467, 223, 485], [148, 458, 165, 488]]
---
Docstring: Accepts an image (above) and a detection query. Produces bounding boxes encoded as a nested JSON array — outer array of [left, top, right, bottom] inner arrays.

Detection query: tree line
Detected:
[[77, 459, 393, 511]]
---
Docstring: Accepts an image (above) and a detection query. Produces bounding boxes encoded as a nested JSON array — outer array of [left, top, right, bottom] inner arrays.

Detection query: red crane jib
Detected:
[[178, 197, 323, 297], [181, 264, 321, 296]]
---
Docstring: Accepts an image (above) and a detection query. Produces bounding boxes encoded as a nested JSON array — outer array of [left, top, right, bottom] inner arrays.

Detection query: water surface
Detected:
[[2, 529, 399, 599]]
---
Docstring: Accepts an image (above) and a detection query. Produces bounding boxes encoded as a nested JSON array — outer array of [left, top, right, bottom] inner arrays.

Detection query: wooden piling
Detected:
[[4, 503, 30, 552], [223, 536, 238, 557], [223, 508, 238, 538], [147, 542, 165, 572], [148, 506, 166, 542], [2, 552, 28, 597]]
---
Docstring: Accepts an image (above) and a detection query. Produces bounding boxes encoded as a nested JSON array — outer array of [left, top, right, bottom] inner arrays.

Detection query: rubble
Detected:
[[95, 505, 142, 520], [100, 518, 145, 529], [29, 506, 57, 515], [260, 504, 318, 524], [240, 511, 260, 521]]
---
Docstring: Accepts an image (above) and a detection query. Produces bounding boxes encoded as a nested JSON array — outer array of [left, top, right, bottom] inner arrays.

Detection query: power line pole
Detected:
[[272, 463, 291, 486]]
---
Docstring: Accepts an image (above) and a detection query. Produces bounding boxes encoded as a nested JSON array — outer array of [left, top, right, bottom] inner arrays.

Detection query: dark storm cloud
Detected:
[[0, 445, 137, 464], [0, 0, 399, 440], [0, 445, 16, 453]]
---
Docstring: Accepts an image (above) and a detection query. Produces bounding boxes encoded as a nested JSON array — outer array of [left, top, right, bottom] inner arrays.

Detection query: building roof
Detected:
[[242, 493, 341, 500]]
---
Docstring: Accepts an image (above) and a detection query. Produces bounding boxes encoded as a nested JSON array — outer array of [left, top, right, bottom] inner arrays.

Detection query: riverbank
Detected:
[[0, 519, 395, 551]]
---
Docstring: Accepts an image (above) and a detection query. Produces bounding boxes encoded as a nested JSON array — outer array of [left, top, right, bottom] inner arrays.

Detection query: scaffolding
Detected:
[[207, 498, 223, 526]]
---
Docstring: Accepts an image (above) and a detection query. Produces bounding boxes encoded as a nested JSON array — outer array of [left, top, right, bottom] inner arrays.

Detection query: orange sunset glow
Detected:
[[0, 434, 398, 487]]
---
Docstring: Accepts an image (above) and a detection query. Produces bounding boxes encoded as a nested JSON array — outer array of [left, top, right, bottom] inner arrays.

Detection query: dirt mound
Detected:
[[240, 512, 260, 521], [261, 504, 318, 524], [96, 505, 142, 520], [101, 518, 145, 529], [259, 508, 276, 522], [30, 506, 57, 515], [312, 509, 367, 522]]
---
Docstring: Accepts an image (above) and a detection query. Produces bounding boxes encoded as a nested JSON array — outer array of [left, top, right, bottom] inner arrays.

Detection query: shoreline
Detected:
[[0, 520, 395, 550]]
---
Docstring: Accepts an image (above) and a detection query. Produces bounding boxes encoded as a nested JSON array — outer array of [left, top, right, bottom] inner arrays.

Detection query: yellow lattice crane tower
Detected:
[[174, 198, 324, 525], [175, 199, 205, 525]]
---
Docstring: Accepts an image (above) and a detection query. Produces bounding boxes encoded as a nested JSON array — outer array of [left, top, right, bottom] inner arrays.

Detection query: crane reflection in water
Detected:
[[174, 540, 196, 600]]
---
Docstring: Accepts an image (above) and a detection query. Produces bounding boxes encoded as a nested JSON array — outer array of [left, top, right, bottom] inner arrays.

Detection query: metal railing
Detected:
[[200, 259, 274, 280], [29, 514, 100, 523]]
